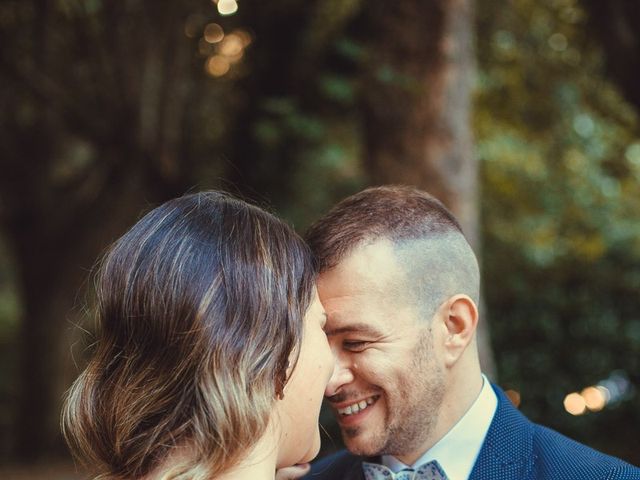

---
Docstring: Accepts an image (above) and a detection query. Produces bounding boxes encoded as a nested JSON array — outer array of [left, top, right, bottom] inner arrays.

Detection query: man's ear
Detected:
[[441, 294, 478, 367]]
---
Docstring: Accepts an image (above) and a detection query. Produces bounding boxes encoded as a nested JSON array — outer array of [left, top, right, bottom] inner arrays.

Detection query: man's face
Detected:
[[318, 239, 446, 461]]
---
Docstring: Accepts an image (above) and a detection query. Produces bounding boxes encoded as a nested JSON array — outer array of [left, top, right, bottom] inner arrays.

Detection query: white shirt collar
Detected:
[[381, 374, 497, 480]]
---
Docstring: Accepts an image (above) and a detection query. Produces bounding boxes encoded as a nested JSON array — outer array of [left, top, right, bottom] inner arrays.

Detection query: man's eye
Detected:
[[343, 340, 369, 351]]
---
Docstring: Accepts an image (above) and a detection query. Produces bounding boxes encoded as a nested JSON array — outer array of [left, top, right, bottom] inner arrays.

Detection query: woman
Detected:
[[62, 191, 334, 479]]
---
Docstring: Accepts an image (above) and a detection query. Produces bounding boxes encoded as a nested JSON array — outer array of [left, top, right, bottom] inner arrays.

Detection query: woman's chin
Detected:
[[299, 431, 321, 464], [278, 428, 321, 467]]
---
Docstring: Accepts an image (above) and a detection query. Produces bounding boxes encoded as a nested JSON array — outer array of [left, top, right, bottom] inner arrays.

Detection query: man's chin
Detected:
[[342, 430, 385, 458]]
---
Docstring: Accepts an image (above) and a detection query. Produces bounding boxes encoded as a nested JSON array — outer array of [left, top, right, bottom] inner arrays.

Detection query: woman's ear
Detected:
[[275, 359, 291, 400], [278, 354, 297, 400], [441, 294, 478, 367]]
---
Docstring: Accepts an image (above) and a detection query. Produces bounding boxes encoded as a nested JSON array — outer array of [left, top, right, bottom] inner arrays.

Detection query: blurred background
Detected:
[[0, 0, 639, 477]]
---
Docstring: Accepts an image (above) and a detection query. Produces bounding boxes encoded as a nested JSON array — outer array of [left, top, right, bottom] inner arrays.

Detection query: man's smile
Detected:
[[336, 395, 380, 416]]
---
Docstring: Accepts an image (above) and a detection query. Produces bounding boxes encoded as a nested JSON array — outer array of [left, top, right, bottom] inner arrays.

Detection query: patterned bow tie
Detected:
[[362, 460, 449, 480]]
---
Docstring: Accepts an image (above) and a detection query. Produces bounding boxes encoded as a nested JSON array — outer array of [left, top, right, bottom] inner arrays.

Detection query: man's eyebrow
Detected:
[[325, 323, 384, 337]]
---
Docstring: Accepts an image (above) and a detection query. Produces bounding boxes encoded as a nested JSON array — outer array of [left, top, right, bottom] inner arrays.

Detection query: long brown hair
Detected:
[[62, 191, 315, 479]]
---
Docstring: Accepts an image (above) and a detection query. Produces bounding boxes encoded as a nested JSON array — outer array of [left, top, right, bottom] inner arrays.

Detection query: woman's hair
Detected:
[[62, 191, 316, 479]]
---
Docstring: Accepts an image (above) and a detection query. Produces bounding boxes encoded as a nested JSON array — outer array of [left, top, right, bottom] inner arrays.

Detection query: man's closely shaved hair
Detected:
[[306, 185, 480, 318]]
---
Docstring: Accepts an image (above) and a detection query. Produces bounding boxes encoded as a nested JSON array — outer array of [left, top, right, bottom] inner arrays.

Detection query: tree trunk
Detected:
[[0, 0, 202, 458], [582, 0, 640, 113], [9, 174, 154, 459], [14, 256, 91, 459], [360, 0, 495, 376]]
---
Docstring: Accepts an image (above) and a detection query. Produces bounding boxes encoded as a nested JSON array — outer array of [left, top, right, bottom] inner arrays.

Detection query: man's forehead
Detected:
[[317, 238, 406, 292], [344, 237, 399, 270]]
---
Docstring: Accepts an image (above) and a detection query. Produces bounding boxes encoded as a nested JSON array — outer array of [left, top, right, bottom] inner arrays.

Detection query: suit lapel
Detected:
[[468, 385, 534, 480], [347, 460, 366, 480]]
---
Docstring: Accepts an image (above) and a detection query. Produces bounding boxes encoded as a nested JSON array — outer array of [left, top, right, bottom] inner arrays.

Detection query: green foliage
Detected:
[[318, 75, 356, 104], [251, 91, 365, 228], [477, 0, 640, 461]]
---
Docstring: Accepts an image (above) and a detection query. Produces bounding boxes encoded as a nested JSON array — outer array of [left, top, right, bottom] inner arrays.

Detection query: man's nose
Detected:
[[325, 355, 354, 397]]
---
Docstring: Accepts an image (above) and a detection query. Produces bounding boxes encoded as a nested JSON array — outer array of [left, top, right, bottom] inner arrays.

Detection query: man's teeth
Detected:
[[338, 397, 376, 416]]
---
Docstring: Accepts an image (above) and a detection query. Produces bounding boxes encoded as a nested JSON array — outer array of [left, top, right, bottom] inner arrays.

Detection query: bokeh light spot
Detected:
[[581, 386, 607, 412], [573, 114, 594, 137], [564, 392, 586, 416], [505, 389, 521, 408], [625, 142, 640, 166], [548, 33, 568, 52], [220, 33, 244, 56], [204, 23, 224, 44], [217, 0, 238, 16], [206, 56, 230, 77]]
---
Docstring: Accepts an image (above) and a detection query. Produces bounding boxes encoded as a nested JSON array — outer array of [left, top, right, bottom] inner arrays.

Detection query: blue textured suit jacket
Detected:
[[306, 385, 640, 480]]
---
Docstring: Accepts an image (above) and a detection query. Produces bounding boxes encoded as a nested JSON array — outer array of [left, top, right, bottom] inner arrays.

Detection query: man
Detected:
[[304, 186, 640, 480]]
